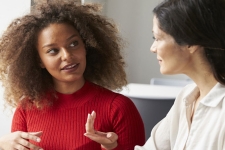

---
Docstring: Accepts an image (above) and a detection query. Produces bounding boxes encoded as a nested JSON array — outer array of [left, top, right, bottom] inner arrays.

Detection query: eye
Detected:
[[70, 41, 78, 47], [47, 48, 58, 54], [152, 36, 158, 41]]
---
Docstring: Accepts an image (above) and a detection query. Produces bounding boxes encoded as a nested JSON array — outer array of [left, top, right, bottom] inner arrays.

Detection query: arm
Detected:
[[84, 95, 145, 150], [0, 131, 43, 150], [2, 107, 44, 150], [108, 95, 145, 150]]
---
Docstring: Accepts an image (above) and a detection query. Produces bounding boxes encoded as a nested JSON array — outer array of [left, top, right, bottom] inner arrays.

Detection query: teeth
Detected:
[[66, 64, 76, 69]]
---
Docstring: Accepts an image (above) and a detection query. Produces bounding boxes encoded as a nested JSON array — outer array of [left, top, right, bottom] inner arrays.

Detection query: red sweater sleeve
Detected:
[[11, 107, 27, 132], [108, 94, 145, 150]]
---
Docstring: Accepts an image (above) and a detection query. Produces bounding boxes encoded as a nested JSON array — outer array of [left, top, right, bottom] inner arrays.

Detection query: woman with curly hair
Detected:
[[0, 1, 145, 149]]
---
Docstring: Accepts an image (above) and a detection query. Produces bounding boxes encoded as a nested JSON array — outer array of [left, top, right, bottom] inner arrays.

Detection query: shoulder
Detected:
[[88, 81, 129, 99], [88, 81, 134, 106]]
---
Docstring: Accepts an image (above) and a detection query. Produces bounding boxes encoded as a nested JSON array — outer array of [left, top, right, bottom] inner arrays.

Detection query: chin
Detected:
[[160, 68, 167, 74], [160, 69, 171, 75]]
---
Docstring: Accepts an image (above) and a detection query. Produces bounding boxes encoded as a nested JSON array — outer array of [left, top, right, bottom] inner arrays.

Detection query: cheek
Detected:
[[157, 48, 168, 58], [158, 44, 180, 59], [81, 55, 87, 69], [156, 42, 169, 56], [78, 50, 87, 62], [42, 58, 59, 70]]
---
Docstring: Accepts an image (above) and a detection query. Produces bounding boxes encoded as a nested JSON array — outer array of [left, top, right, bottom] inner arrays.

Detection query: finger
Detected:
[[20, 132, 42, 143], [91, 110, 96, 121], [14, 143, 29, 150], [95, 131, 107, 136], [84, 133, 112, 144], [29, 131, 43, 137], [106, 132, 118, 143], [90, 111, 96, 128], [85, 113, 95, 134], [95, 131, 118, 143], [17, 138, 42, 150], [95, 131, 118, 142], [85, 114, 92, 133], [90, 111, 96, 131]]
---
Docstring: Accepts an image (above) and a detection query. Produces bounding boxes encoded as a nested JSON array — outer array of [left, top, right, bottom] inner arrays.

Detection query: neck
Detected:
[[54, 78, 85, 94], [184, 48, 218, 100], [188, 72, 217, 101]]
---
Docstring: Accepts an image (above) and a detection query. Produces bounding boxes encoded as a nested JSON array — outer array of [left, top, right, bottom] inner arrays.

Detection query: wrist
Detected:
[[101, 143, 117, 150]]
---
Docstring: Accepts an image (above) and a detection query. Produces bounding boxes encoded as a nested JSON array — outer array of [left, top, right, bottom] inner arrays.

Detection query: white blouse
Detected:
[[135, 83, 225, 150]]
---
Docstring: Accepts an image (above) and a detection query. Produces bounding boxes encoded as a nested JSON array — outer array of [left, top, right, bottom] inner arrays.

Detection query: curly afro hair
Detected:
[[0, 1, 127, 108]]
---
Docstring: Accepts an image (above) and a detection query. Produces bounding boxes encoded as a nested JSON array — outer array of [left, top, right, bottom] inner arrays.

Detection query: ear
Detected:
[[187, 45, 202, 54]]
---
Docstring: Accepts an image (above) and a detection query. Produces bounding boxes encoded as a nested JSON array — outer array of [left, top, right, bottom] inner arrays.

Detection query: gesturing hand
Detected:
[[0, 131, 43, 150], [84, 111, 118, 150]]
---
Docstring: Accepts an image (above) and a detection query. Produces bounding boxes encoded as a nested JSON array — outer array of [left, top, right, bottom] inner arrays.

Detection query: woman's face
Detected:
[[37, 23, 86, 86], [151, 16, 192, 75]]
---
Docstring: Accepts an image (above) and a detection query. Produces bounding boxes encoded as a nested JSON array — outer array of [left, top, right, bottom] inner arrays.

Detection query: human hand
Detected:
[[0, 131, 43, 150], [84, 111, 118, 150]]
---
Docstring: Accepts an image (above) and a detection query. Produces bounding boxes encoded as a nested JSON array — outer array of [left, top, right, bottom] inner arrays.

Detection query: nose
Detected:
[[150, 41, 157, 53], [61, 48, 72, 61]]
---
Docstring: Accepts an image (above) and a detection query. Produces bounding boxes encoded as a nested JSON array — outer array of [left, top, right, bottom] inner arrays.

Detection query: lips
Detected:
[[157, 57, 162, 61], [157, 57, 162, 65], [61, 64, 78, 70]]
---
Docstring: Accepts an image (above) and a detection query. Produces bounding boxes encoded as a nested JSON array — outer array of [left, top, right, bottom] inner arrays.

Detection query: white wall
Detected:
[[0, 86, 13, 136], [0, 0, 30, 137]]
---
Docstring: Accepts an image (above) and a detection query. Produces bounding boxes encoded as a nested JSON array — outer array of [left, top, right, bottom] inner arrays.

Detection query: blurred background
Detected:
[[0, 0, 30, 137], [0, 0, 189, 138]]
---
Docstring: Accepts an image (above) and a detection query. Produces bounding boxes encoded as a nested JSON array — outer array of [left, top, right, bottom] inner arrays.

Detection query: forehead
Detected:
[[39, 23, 78, 36], [152, 16, 163, 36], [153, 16, 173, 37], [37, 23, 81, 45], [152, 16, 179, 45]]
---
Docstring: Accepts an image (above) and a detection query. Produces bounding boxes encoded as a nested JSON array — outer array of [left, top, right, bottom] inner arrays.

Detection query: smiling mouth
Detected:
[[61, 64, 78, 70]]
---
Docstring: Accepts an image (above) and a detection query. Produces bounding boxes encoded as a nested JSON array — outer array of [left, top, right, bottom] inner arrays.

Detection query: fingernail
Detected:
[[107, 133, 112, 138], [91, 110, 95, 115], [88, 114, 91, 119], [37, 138, 41, 142]]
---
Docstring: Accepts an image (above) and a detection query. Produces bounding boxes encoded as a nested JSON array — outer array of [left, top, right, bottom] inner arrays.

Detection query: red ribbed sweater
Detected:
[[12, 81, 145, 150]]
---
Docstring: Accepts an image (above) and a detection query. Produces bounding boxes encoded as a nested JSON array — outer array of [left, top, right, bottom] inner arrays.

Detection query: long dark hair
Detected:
[[153, 0, 225, 84]]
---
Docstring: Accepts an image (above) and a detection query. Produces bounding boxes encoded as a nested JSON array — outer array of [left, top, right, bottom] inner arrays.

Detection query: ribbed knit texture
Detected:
[[12, 81, 145, 150]]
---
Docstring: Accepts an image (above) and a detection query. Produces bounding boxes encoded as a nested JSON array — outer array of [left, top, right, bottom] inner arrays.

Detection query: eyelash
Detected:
[[152, 36, 158, 41], [47, 48, 58, 54], [46, 40, 79, 54], [70, 41, 78, 47]]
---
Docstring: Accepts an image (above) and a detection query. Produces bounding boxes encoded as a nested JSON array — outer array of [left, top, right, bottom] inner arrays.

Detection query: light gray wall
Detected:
[[86, 0, 189, 84]]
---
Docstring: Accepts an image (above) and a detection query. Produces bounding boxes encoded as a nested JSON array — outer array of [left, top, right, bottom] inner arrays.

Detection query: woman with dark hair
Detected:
[[0, 1, 145, 149], [135, 0, 225, 149]]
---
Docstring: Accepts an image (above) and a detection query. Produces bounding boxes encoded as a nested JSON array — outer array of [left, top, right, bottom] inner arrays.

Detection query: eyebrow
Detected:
[[42, 34, 79, 49], [152, 30, 161, 37]]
